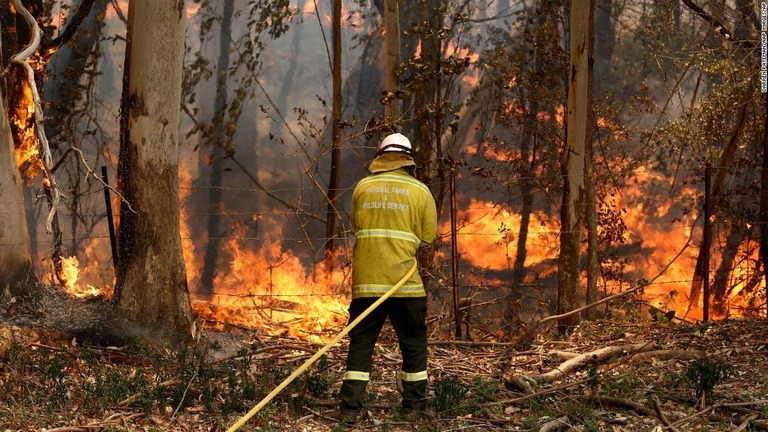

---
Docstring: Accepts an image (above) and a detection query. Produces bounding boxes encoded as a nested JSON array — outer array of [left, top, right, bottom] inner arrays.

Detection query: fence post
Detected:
[[703, 163, 711, 322], [101, 166, 118, 276], [449, 161, 462, 339]]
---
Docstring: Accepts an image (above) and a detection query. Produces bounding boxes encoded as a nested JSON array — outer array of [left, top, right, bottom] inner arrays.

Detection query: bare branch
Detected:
[[44, 0, 97, 51], [67, 146, 137, 214], [680, 0, 756, 49], [653, 396, 682, 432], [8, 0, 61, 234]]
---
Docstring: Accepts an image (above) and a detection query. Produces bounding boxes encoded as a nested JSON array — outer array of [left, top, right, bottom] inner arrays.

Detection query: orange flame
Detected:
[[444, 40, 480, 87], [12, 82, 44, 181], [445, 198, 557, 276], [445, 165, 762, 321], [55, 255, 113, 299], [190, 220, 350, 342]]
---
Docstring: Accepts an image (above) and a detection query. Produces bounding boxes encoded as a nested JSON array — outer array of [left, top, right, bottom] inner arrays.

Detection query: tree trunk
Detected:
[[413, 0, 445, 292], [384, 0, 400, 123], [111, 0, 193, 347], [43, 0, 105, 146], [324, 0, 342, 263], [508, 4, 549, 329], [4, 1, 65, 287], [593, 0, 614, 95], [711, 225, 745, 315], [584, 113, 598, 319], [43, 0, 108, 260], [558, 0, 594, 332], [687, 100, 748, 314], [0, 82, 35, 295], [274, 0, 303, 136], [200, 0, 235, 297]]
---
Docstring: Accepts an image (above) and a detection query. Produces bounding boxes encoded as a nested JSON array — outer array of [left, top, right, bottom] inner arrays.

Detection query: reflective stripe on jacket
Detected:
[[351, 166, 437, 298]]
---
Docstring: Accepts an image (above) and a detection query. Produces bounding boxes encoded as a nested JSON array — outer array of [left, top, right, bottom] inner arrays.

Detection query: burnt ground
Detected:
[[0, 290, 767, 431]]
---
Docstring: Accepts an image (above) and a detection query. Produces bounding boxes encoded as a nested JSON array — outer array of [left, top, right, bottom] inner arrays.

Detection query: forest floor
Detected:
[[0, 291, 767, 431]]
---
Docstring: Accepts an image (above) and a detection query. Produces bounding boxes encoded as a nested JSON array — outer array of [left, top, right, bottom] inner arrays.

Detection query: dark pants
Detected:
[[340, 296, 428, 410]]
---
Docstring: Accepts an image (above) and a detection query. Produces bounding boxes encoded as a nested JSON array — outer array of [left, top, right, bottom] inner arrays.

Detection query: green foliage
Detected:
[[603, 373, 644, 398], [433, 375, 468, 414], [301, 355, 335, 400], [40, 353, 68, 403], [565, 400, 599, 432], [123, 337, 160, 361], [83, 366, 150, 414], [685, 358, 733, 403], [219, 356, 259, 415], [470, 376, 499, 402], [183, 0, 296, 148]]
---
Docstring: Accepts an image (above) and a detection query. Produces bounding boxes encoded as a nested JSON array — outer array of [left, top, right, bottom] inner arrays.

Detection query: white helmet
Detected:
[[378, 133, 413, 155]]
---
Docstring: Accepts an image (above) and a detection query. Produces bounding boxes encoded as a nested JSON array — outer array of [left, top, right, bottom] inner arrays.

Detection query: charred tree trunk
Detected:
[[584, 113, 598, 319], [508, 2, 552, 328], [508, 123, 536, 327], [0, 77, 35, 295], [200, 0, 235, 297], [412, 0, 445, 292], [712, 224, 746, 315], [324, 0, 342, 263], [111, 0, 193, 348], [558, 0, 594, 332], [688, 100, 748, 314], [5, 1, 64, 287]]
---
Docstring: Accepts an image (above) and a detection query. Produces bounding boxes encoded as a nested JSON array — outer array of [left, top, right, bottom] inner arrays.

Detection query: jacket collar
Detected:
[[368, 152, 416, 174]]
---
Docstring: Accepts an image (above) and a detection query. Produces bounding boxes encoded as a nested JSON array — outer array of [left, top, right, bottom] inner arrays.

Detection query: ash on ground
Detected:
[[0, 284, 109, 335]]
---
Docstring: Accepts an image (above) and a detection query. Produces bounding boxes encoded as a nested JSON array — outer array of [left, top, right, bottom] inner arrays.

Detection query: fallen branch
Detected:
[[733, 414, 760, 432], [209, 343, 321, 364], [118, 379, 179, 406], [670, 399, 768, 429], [653, 396, 682, 432], [539, 415, 570, 432], [631, 349, 708, 362], [518, 343, 656, 386], [586, 396, 655, 416], [44, 413, 143, 432]]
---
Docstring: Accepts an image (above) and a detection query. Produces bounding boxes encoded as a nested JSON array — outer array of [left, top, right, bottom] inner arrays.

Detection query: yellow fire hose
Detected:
[[226, 260, 418, 431]]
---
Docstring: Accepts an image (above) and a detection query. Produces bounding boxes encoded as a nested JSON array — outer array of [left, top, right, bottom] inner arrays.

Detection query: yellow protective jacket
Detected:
[[350, 153, 438, 298]]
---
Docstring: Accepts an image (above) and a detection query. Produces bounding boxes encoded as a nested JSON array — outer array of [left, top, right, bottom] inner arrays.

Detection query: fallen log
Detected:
[[507, 342, 656, 393]]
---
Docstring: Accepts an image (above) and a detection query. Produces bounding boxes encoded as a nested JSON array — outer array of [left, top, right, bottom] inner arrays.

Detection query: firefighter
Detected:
[[338, 132, 438, 424]]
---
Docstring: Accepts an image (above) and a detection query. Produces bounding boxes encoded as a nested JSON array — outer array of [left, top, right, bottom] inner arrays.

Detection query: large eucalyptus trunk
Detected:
[[0, 87, 35, 295], [111, 0, 193, 347], [557, 0, 594, 332]]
